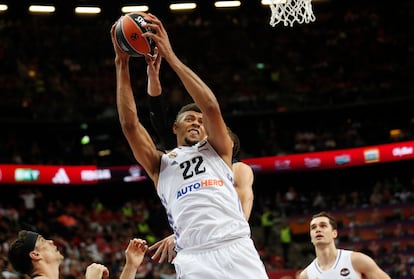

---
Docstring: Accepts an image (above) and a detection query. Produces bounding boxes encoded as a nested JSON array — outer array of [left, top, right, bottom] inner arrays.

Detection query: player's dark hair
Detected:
[[227, 127, 240, 160], [176, 103, 201, 121], [8, 230, 39, 275], [311, 211, 337, 230]]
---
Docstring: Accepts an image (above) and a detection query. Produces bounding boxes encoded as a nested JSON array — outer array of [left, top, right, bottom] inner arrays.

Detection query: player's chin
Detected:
[[184, 137, 200, 146]]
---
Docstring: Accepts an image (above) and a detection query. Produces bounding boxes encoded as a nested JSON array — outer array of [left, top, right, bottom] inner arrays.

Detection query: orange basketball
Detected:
[[115, 12, 155, 57]]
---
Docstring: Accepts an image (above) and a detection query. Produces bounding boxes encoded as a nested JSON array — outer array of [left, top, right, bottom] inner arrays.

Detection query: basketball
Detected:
[[115, 12, 155, 57]]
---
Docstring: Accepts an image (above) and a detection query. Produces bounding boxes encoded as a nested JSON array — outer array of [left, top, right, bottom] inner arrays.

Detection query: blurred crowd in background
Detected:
[[0, 172, 414, 278]]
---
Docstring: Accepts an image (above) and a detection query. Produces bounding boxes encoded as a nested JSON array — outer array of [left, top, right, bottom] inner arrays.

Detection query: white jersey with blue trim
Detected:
[[157, 139, 251, 252], [305, 249, 361, 279]]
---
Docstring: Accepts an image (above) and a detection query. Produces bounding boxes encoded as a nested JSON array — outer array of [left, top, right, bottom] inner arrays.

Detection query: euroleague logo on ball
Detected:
[[115, 12, 155, 57]]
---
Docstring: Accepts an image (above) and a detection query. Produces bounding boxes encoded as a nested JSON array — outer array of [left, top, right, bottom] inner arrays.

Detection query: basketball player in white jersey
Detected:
[[298, 211, 390, 279], [143, 47, 255, 264], [144, 47, 254, 222], [110, 13, 268, 279]]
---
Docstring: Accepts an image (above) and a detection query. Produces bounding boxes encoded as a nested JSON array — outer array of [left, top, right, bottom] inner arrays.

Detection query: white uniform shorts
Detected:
[[172, 237, 269, 279]]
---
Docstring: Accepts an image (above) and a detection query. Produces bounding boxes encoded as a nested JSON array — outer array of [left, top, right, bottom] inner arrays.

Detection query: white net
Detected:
[[269, 0, 316, 27]]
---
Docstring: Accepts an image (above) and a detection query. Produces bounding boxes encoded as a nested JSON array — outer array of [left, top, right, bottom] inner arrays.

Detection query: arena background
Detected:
[[1, 0, 414, 278]]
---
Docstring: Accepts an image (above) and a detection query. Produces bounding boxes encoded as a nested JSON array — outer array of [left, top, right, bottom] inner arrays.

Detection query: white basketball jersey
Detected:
[[157, 139, 251, 252], [305, 249, 361, 279]]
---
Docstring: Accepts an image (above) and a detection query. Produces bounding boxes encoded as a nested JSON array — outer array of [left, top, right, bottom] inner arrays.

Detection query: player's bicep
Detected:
[[351, 252, 390, 279], [233, 163, 254, 220]]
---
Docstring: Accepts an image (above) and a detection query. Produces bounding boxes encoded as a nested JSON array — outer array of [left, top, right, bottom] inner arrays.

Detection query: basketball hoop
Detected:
[[267, 0, 316, 27]]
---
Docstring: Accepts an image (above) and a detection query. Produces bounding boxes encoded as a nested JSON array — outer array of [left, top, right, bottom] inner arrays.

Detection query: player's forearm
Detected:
[[147, 74, 161, 96], [116, 60, 139, 127], [119, 263, 139, 279]]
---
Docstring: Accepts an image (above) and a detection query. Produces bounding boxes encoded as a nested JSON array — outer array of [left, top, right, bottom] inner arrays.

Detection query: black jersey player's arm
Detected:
[[147, 93, 176, 151], [145, 47, 176, 151]]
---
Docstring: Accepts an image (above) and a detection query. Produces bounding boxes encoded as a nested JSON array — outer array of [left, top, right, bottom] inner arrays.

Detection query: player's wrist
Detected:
[[124, 261, 140, 270]]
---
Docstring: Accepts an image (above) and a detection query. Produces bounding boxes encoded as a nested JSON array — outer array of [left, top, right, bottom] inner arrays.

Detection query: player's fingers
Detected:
[[131, 238, 146, 246], [102, 267, 110, 278], [145, 54, 156, 65], [158, 244, 168, 263], [110, 17, 122, 35], [146, 13, 160, 24], [168, 250, 174, 263], [150, 245, 162, 260], [140, 244, 148, 252], [148, 241, 162, 250], [142, 24, 159, 37]]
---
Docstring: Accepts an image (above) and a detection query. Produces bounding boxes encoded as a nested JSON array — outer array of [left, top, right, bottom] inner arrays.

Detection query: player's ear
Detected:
[[332, 229, 338, 239], [172, 122, 178, 135], [29, 251, 40, 260]]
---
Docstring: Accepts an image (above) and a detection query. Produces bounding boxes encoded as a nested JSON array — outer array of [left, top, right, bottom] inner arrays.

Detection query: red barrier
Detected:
[[0, 165, 146, 185], [243, 140, 414, 172], [1, 141, 414, 184]]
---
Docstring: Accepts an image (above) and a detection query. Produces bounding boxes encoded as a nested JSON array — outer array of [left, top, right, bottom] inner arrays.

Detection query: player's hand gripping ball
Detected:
[[115, 12, 155, 57]]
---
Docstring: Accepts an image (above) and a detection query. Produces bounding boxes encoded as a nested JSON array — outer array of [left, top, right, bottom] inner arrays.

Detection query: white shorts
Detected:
[[172, 237, 269, 279]]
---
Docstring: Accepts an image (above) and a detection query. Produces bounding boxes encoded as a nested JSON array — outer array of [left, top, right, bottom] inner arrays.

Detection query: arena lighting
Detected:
[[80, 135, 90, 145], [121, 5, 149, 13], [0, 4, 8, 11], [28, 5, 55, 13], [214, 1, 241, 8], [98, 149, 111, 157], [74, 6, 101, 14], [169, 3, 197, 11], [390, 129, 403, 140]]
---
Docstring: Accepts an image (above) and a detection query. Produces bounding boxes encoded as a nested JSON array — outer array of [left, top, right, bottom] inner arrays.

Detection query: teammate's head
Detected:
[[227, 127, 240, 160], [309, 211, 338, 246], [311, 211, 337, 230], [8, 230, 39, 275]]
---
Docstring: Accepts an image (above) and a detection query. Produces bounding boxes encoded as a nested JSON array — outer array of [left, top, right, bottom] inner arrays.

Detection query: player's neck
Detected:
[[316, 246, 338, 270]]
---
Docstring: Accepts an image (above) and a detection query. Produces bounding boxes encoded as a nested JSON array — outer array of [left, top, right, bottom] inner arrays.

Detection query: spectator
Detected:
[[279, 219, 292, 267]]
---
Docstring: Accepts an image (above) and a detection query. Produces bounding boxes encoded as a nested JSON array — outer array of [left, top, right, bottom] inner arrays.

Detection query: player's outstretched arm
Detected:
[[145, 48, 175, 151], [119, 238, 148, 279], [142, 13, 232, 164], [110, 20, 162, 183]]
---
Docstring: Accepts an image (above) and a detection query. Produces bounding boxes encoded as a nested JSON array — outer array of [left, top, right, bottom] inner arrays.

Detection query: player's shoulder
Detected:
[[233, 161, 254, 179], [350, 249, 377, 267], [297, 268, 309, 279], [233, 161, 252, 171], [298, 257, 319, 279], [349, 249, 366, 260]]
